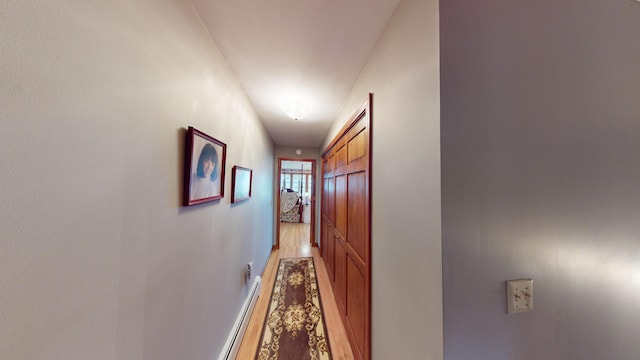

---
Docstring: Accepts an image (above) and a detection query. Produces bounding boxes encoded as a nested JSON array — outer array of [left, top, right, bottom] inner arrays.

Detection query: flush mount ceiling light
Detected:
[[281, 99, 311, 121]]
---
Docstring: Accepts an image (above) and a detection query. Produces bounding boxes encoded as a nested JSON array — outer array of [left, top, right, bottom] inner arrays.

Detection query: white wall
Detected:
[[441, 0, 640, 359], [0, 1, 274, 359], [323, 0, 442, 358]]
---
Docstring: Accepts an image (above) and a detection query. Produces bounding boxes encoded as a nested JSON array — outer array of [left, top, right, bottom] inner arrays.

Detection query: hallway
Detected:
[[236, 223, 355, 359]]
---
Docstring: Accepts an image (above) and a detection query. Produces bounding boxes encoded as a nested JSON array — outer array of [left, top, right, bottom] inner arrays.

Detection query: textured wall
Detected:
[[441, 0, 640, 359], [0, 1, 273, 359], [324, 0, 443, 358]]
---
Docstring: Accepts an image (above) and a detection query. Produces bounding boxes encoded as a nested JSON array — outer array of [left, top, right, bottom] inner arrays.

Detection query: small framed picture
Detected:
[[231, 166, 252, 203], [184, 126, 226, 206]]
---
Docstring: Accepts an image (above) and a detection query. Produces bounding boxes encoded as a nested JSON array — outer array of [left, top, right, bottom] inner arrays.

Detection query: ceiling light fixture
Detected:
[[281, 99, 311, 121]]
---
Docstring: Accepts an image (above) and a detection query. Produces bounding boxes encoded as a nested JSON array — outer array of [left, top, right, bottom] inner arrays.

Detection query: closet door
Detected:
[[322, 156, 335, 281], [321, 95, 371, 360], [334, 143, 348, 312], [344, 122, 369, 357]]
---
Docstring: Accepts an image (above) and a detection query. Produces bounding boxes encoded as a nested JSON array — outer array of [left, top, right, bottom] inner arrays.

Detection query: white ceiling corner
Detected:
[[190, 0, 400, 147]]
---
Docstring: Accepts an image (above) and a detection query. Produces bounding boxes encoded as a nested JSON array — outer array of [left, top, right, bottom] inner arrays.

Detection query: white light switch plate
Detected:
[[507, 279, 533, 314]]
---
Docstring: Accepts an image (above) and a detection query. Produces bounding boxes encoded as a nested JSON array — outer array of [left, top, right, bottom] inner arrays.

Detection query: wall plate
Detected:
[[507, 279, 533, 314]]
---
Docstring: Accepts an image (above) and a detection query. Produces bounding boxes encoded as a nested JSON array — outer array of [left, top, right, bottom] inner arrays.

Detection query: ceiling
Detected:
[[190, 0, 400, 147]]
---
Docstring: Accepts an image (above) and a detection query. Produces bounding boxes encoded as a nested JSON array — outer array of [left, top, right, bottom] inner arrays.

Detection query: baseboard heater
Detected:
[[218, 275, 262, 360]]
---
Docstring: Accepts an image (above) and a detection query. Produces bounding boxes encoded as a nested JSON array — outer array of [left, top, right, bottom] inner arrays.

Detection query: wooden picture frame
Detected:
[[231, 166, 252, 203], [184, 126, 226, 206]]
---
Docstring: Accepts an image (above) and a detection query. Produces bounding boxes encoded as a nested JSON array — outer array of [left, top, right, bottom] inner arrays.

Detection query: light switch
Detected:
[[506, 279, 533, 314]]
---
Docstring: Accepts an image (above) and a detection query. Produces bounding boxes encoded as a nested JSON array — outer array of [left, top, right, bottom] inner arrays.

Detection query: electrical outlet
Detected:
[[246, 262, 253, 280], [507, 279, 533, 314]]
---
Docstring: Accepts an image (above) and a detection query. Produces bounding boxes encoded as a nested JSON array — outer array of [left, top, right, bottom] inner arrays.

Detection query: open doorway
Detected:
[[276, 158, 316, 249]]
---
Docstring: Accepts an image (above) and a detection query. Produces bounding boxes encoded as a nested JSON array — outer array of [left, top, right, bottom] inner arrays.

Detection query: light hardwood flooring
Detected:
[[235, 222, 355, 360]]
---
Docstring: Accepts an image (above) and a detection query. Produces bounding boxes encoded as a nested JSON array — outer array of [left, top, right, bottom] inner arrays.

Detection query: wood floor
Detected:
[[235, 222, 355, 360]]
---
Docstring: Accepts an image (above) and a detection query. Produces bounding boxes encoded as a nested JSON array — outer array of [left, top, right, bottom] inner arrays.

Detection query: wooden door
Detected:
[[321, 95, 371, 360]]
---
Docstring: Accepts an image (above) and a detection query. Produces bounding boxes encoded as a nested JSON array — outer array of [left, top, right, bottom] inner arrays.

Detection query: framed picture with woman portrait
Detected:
[[184, 126, 226, 206]]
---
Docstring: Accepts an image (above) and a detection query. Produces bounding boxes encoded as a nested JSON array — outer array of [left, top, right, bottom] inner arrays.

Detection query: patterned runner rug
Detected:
[[256, 257, 332, 360]]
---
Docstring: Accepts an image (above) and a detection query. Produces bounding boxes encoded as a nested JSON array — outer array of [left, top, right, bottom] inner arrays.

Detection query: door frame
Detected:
[[275, 157, 317, 249]]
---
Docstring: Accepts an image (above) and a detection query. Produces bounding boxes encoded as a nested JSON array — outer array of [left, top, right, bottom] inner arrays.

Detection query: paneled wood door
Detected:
[[321, 95, 371, 360]]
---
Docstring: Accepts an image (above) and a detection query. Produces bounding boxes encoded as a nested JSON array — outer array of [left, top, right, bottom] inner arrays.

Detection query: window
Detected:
[[281, 171, 310, 196]]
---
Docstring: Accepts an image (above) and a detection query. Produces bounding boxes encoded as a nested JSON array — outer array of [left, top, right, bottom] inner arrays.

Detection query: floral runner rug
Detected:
[[256, 257, 332, 360]]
